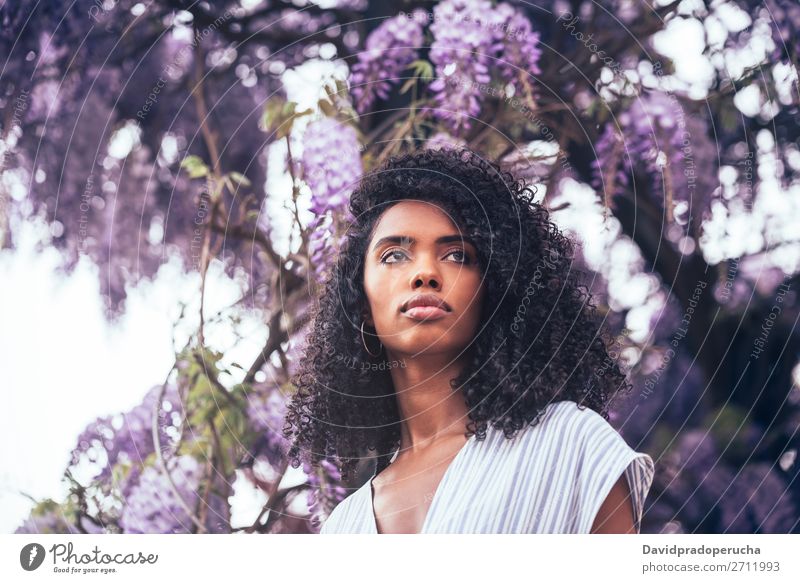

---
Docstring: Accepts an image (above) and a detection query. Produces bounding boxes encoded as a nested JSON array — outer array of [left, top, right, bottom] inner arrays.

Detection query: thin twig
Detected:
[[244, 457, 290, 533]]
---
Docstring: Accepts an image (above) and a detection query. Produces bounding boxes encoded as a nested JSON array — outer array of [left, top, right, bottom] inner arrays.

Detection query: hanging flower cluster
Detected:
[[348, 1, 543, 137], [349, 10, 426, 114], [592, 91, 717, 222], [301, 116, 364, 284]]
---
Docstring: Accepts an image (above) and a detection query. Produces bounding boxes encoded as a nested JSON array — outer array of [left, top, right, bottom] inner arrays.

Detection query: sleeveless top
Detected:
[[319, 399, 655, 534]]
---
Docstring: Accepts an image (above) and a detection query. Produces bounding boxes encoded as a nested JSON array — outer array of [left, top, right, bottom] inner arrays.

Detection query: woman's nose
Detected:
[[411, 268, 441, 290], [409, 250, 443, 289]]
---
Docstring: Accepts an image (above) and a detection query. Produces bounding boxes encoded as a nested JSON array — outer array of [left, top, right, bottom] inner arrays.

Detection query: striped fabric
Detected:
[[320, 399, 655, 534]]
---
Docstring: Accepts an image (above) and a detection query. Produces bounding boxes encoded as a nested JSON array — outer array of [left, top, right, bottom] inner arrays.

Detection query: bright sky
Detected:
[[0, 215, 307, 532]]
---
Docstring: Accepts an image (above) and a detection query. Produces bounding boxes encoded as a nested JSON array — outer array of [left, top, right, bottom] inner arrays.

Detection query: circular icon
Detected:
[[20, 543, 46, 571]]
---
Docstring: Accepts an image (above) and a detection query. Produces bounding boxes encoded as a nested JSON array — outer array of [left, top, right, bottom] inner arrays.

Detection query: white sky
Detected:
[[0, 216, 300, 532]]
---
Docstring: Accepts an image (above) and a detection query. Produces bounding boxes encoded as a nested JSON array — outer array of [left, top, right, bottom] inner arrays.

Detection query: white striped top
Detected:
[[320, 399, 655, 534]]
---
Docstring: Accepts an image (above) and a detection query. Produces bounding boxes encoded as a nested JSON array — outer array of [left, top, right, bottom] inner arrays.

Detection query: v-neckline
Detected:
[[368, 433, 477, 534]]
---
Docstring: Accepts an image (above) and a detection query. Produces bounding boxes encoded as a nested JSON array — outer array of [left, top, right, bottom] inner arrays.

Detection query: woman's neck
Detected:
[[386, 352, 471, 454]]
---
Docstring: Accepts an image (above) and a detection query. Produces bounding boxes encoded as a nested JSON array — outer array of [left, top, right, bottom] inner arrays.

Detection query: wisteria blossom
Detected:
[[301, 116, 364, 283], [493, 3, 542, 106], [592, 91, 717, 222], [246, 386, 291, 468], [424, 0, 543, 135], [428, 0, 498, 135], [349, 11, 426, 114], [766, 0, 800, 58], [424, 131, 468, 151], [303, 457, 348, 531], [69, 384, 183, 485], [120, 455, 230, 533]]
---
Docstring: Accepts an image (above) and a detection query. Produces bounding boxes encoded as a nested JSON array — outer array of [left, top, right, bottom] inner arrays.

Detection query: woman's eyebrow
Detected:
[[371, 234, 476, 252]]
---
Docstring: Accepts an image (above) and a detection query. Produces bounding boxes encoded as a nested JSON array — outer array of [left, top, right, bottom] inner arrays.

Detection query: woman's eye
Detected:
[[380, 248, 471, 264], [445, 249, 470, 264], [381, 249, 408, 263]]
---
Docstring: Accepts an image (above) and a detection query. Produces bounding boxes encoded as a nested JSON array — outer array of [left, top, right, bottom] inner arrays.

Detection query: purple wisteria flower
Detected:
[[302, 116, 364, 284], [765, 0, 800, 59], [15, 508, 82, 534], [426, 1, 543, 135], [428, 0, 498, 135], [119, 454, 230, 533], [69, 383, 183, 485], [718, 463, 798, 533], [303, 457, 348, 531], [494, 3, 542, 105], [592, 91, 717, 221], [246, 386, 291, 468], [349, 11, 425, 114], [645, 424, 797, 533], [347, 1, 543, 136]]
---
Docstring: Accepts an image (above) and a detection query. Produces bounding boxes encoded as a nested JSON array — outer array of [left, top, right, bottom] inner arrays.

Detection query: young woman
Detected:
[[283, 147, 654, 534]]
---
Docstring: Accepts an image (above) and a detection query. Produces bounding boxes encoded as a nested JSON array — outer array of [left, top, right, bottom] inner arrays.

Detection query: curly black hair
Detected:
[[283, 147, 630, 481]]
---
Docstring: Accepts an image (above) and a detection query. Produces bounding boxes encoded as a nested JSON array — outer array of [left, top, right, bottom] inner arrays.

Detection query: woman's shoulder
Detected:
[[516, 399, 611, 441], [537, 400, 655, 532], [511, 399, 653, 477], [529, 400, 643, 453], [537, 399, 620, 435]]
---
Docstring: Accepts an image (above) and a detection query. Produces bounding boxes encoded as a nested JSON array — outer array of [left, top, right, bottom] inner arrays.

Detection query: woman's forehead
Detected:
[[371, 200, 460, 233]]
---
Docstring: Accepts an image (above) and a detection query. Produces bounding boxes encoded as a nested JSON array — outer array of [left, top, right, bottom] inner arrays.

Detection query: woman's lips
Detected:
[[402, 306, 450, 321]]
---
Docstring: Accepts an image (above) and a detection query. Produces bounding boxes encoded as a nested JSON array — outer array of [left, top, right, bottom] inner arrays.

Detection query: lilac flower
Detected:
[[246, 387, 291, 468], [349, 11, 425, 114], [428, 0, 498, 135], [302, 117, 364, 283], [119, 455, 229, 533], [592, 91, 717, 221], [765, 0, 800, 59], [718, 463, 798, 533], [69, 384, 183, 485], [302, 457, 348, 531], [494, 3, 542, 106]]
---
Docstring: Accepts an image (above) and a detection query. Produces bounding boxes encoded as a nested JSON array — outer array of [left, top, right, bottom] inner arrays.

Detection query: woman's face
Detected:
[[362, 200, 486, 360]]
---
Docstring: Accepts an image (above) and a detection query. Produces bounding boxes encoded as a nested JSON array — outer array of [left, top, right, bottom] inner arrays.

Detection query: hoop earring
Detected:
[[360, 321, 383, 357]]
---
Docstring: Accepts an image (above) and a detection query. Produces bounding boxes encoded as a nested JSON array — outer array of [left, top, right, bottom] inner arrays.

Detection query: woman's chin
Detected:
[[389, 337, 464, 359]]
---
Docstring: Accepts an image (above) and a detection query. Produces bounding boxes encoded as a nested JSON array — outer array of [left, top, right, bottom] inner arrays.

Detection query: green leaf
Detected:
[[214, 179, 225, 200], [180, 155, 209, 179], [187, 377, 215, 427], [262, 97, 313, 139], [215, 406, 249, 449], [228, 172, 251, 187], [399, 77, 417, 95], [409, 59, 434, 81], [260, 98, 286, 134], [179, 433, 212, 458]]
